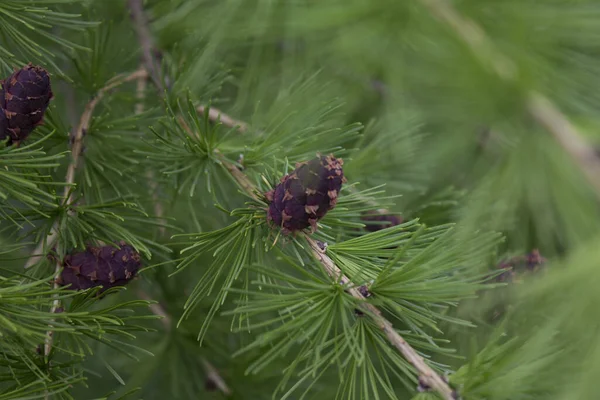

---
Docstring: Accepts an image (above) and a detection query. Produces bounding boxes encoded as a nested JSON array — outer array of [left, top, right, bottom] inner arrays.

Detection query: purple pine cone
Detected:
[[266, 154, 346, 234], [361, 211, 403, 232], [493, 249, 546, 283], [57, 242, 141, 293], [0, 64, 53, 145]]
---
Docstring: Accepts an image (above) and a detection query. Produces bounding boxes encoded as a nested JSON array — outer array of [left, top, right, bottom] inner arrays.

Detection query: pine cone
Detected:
[[57, 242, 141, 293], [0, 64, 53, 145], [487, 250, 547, 322], [361, 210, 403, 232], [493, 249, 546, 284], [266, 154, 345, 234]]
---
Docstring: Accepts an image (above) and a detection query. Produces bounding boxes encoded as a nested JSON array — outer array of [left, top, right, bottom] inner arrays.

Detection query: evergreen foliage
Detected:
[[1, 1, 599, 399]]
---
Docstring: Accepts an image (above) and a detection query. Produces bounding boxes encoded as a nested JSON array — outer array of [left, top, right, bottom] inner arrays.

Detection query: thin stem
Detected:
[[130, 3, 446, 394], [127, 5, 232, 393], [198, 105, 250, 134], [65, 69, 148, 202], [137, 289, 172, 328], [25, 69, 148, 270], [198, 120, 455, 398], [127, 0, 165, 93], [134, 66, 166, 236], [34, 70, 149, 379], [137, 290, 231, 395], [216, 149, 259, 199], [305, 238, 455, 400], [199, 105, 392, 214], [419, 0, 600, 199], [201, 357, 232, 396]]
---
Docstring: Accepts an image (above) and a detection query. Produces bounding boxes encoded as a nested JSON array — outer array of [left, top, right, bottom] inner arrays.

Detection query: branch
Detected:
[[200, 123, 455, 399], [201, 358, 232, 396], [137, 290, 231, 395], [199, 106, 392, 216], [131, 8, 439, 394], [127, 0, 165, 93], [306, 238, 456, 400], [65, 69, 148, 203], [134, 66, 166, 237], [25, 69, 149, 270], [137, 289, 172, 328], [526, 92, 600, 194], [419, 0, 600, 198], [134, 71, 230, 394], [30, 70, 149, 379], [197, 105, 250, 134], [217, 149, 258, 199]]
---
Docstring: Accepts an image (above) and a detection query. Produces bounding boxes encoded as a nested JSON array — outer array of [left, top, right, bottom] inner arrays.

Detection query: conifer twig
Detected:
[[135, 70, 232, 396], [137, 290, 232, 395], [64, 68, 149, 203], [217, 149, 257, 198], [188, 104, 453, 395], [131, 8, 433, 393], [201, 358, 232, 396], [526, 92, 600, 194], [202, 127, 456, 399], [306, 238, 456, 400], [127, 0, 165, 93], [197, 105, 250, 133], [220, 158, 455, 398], [30, 70, 148, 381], [183, 107, 445, 394], [134, 66, 166, 236], [419, 0, 600, 198], [137, 290, 172, 327], [199, 107, 392, 217], [25, 69, 149, 270]]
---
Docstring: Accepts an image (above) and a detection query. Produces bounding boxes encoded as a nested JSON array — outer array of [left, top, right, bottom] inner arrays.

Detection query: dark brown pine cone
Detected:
[[0, 64, 53, 145], [266, 154, 346, 234], [487, 249, 547, 322], [361, 210, 403, 232], [493, 249, 546, 284], [57, 242, 141, 293]]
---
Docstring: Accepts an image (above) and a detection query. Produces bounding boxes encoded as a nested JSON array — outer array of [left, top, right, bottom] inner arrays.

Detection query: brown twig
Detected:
[[127, 0, 165, 94], [526, 92, 600, 195], [182, 108, 442, 391], [137, 290, 172, 328], [185, 117, 455, 398], [126, 4, 232, 392], [130, 2, 435, 392], [134, 67, 167, 236], [224, 156, 453, 397], [197, 105, 250, 134], [306, 238, 456, 400], [65, 69, 148, 203], [25, 69, 149, 270], [419, 0, 600, 199], [218, 149, 258, 199], [201, 358, 232, 396], [137, 290, 231, 395], [35, 70, 149, 377], [196, 106, 394, 216]]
